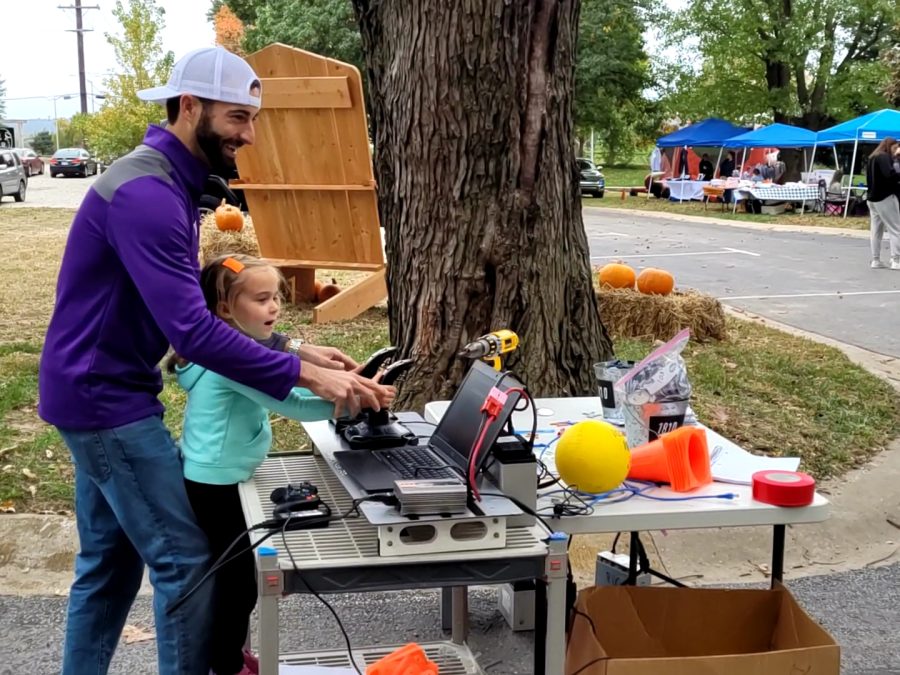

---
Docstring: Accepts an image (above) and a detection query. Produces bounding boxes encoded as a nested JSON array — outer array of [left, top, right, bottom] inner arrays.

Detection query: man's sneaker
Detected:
[[242, 649, 259, 675], [892, 258, 900, 270], [872, 259, 887, 269]]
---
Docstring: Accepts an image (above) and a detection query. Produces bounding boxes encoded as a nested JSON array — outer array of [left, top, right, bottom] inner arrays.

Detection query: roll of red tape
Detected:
[[752, 470, 815, 507]]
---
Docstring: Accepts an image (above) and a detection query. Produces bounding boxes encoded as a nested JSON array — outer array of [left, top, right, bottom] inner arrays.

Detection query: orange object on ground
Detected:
[[366, 643, 439, 675], [627, 426, 711, 492]]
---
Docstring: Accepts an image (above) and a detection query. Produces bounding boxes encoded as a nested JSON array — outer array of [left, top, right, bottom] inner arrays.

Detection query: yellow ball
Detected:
[[555, 420, 631, 493]]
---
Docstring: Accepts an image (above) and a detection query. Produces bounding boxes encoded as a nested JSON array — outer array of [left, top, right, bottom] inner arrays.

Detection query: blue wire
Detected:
[[538, 435, 560, 462]]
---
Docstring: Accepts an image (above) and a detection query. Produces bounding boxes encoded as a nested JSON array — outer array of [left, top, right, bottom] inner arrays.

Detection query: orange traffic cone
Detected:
[[627, 426, 712, 492], [366, 643, 439, 675]]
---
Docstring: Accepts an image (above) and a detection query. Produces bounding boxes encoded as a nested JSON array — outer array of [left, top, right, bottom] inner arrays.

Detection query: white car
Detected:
[[0, 149, 27, 203]]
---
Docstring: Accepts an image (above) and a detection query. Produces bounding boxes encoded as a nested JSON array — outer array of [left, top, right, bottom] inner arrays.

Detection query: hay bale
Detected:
[[199, 212, 260, 265], [597, 287, 727, 342]]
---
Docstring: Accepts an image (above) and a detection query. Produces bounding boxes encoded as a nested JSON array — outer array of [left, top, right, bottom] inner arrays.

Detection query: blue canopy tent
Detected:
[[727, 122, 819, 148], [726, 123, 827, 214], [816, 109, 900, 217], [656, 119, 749, 200], [657, 118, 749, 148]]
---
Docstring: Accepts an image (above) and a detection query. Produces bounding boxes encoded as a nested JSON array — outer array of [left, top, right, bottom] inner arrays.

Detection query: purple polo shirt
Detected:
[[38, 125, 300, 430]]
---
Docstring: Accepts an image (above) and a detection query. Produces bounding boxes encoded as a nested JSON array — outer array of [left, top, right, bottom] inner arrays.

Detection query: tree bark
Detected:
[[352, 0, 613, 409]]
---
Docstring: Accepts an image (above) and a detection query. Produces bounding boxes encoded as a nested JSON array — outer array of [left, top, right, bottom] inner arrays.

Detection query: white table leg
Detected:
[[257, 549, 283, 675], [544, 533, 569, 675]]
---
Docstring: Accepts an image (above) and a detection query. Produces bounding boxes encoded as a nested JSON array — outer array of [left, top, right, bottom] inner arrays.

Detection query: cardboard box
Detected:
[[566, 584, 839, 675], [761, 202, 787, 215]]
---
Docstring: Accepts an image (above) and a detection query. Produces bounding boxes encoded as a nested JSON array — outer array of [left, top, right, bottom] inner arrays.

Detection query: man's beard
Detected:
[[195, 111, 240, 175]]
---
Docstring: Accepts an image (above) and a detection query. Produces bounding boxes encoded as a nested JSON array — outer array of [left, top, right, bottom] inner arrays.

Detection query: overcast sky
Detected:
[[2, 0, 684, 121], [2, 0, 213, 120]]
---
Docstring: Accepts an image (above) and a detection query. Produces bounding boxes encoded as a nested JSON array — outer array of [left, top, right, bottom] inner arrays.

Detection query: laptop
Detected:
[[334, 361, 524, 493]]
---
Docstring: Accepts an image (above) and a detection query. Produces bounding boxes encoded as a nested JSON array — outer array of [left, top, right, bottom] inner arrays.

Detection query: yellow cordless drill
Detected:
[[458, 329, 520, 371]]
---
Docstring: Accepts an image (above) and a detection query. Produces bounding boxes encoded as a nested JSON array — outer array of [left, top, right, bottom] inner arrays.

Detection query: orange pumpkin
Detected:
[[215, 200, 244, 232], [598, 262, 636, 289], [636, 268, 675, 295], [317, 278, 341, 302]]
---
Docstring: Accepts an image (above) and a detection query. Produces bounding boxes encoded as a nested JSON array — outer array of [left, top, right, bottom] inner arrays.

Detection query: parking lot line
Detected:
[[591, 247, 760, 261], [721, 290, 900, 300]]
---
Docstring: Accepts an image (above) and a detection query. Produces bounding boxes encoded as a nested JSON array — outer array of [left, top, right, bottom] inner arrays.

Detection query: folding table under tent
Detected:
[[725, 123, 824, 214], [815, 109, 900, 218]]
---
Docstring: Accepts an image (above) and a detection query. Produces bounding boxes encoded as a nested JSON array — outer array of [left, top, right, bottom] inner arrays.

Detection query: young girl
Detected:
[[173, 253, 335, 675]]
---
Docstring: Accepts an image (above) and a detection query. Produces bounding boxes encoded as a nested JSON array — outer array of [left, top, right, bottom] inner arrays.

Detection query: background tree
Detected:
[[351, 0, 613, 407], [214, 4, 245, 55], [208, 0, 257, 24], [574, 0, 655, 164], [58, 113, 93, 149], [84, 0, 174, 163], [881, 30, 900, 107], [240, 0, 363, 73], [30, 131, 55, 156], [663, 0, 897, 129]]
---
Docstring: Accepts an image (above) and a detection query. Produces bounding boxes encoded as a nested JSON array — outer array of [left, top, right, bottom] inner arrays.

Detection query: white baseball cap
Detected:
[[137, 47, 262, 108]]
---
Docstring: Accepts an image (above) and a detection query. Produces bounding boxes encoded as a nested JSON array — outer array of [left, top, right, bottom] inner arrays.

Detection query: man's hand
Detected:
[[298, 360, 396, 418], [295, 344, 359, 371]]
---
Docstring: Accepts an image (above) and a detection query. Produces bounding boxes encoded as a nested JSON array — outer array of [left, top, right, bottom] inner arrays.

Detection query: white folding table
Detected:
[[424, 396, 830, 586]]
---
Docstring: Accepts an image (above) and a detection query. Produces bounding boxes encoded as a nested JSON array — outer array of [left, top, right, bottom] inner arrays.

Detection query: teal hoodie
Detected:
[[176, 363, 335, 485]]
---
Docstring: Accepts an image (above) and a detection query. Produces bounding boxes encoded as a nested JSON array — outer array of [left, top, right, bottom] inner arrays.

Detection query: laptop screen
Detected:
[[430, 361, 525, 468]]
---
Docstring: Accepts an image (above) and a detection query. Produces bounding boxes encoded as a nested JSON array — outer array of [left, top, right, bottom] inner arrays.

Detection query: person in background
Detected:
[[699, 153, 714, 181], [772, 152, 787, 184], [827, 170, 844, 196], [750, 168, 763, 183], [718, 151, 736, 179], [865, 137, 900, 269]]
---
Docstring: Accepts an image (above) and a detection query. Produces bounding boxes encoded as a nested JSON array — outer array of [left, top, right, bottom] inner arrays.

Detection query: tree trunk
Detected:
[[352, 0, 613, 409]]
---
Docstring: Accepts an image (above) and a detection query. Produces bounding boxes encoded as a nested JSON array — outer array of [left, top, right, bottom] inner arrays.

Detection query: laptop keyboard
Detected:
[[378, 447, 460, 481]]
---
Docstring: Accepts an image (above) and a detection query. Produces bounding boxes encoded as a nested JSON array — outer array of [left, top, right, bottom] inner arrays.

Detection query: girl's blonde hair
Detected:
[[166, 253, 286, 372], [199, 253, 287, 314]]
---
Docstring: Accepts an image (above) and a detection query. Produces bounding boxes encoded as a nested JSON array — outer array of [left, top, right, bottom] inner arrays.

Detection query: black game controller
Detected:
[[331, 346, 400, 433], [342, 359, 416, 449], [270, 481, 323, 519]]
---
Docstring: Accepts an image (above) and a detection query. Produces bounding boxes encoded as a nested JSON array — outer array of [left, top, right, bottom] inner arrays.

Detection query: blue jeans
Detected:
[[58, 415, 213, 675]]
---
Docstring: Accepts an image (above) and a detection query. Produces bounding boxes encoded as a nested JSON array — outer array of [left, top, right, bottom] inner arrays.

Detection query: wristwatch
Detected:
[[286, 338, 304, 355]]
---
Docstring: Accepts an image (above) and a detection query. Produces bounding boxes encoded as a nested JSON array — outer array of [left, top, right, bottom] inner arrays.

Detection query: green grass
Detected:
[[614, 319, 900, 480], [2, 311, 898, 511], [582, 196, 870, 230], [598, 164, 648, 189], [0, 343, 74, 513]]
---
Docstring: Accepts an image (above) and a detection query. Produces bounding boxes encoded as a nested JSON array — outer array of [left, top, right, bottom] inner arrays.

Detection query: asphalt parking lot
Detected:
[[1, 169, 97, 209]]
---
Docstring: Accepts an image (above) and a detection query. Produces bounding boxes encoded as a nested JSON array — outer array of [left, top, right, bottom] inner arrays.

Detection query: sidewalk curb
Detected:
[[585, 205, 869, 239]]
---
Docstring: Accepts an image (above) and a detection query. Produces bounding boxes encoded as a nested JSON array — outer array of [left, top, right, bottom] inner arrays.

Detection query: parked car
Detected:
[[578, 158, 605, 198], [50, 148, 99, 178], [11, 148, 44, 177], [0, 149, 27, 203]]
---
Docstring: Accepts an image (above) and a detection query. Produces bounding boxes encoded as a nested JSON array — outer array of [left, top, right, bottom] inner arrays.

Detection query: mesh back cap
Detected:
[[137, 47, 261, 108]]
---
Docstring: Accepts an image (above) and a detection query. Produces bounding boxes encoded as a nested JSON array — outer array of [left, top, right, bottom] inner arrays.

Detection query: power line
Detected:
[[58, 0, 100, 115]]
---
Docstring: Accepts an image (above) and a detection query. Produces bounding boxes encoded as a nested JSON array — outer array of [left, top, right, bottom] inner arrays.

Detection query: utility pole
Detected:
[[59, 0, 100, 115]]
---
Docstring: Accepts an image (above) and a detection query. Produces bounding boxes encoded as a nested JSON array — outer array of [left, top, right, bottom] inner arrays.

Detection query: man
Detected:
[[698, 153, 714, 181], [39, 47, 394, 675], [718, 151, 736, 179]]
